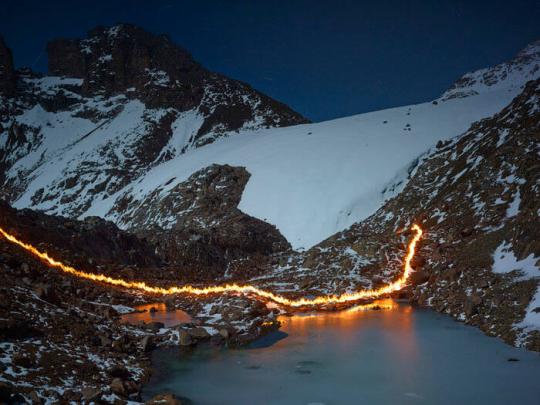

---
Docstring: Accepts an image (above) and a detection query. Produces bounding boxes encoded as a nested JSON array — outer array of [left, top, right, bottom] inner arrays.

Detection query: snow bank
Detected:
[[11, 41, 540, 249], [91, 86, 522, 249], [492, 241, 539, 280]]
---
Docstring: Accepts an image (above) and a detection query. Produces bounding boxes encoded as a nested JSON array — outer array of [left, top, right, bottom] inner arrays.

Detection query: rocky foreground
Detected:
[[0, 202, 283, 404]]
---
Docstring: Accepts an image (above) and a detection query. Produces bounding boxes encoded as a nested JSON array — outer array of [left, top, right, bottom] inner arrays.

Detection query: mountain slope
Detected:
[[0, 24, 307, 216], [265, 78, 540, 350], [1, 33, 539, 251], [84, 40, 540, 249]]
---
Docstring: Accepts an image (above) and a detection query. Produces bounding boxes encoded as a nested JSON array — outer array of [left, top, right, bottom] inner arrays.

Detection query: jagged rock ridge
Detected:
[[441, 39, 540, 100]]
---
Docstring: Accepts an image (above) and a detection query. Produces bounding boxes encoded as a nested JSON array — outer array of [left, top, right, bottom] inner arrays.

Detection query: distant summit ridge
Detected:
[[441, 39, 540, 101], [47, 24, 203, 105]]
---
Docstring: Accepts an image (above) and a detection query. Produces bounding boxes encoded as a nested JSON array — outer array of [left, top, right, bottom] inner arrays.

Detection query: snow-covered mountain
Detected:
[[0, 24, 307, 213], [2, 26, 540, 404], [1, 28, 540, 251], [258, 77, 540, 350]]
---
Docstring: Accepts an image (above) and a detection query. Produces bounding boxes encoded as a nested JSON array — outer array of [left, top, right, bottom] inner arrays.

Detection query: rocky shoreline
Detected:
[[0, 199, 413, 404], [0, 240, 283, 404], [0, 201, 284, 403], [1, 223, 538, 404]]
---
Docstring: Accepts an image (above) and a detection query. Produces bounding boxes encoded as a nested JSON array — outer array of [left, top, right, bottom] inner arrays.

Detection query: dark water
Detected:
[[143, 300, 540, 404]]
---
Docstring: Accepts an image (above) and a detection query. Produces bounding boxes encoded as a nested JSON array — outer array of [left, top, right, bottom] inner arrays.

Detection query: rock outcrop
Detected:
[[0, 36, 16, 96], [109, 164, 290, 279], [0, 200, 161, 268], [45, 25, 308, 133]]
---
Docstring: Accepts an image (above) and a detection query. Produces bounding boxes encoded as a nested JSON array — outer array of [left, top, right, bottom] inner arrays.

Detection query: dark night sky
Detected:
[[2, 0, 540, 121]]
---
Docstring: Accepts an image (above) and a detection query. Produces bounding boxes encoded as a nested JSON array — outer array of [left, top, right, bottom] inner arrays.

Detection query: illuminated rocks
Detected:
[[177, 330, 193, 346]]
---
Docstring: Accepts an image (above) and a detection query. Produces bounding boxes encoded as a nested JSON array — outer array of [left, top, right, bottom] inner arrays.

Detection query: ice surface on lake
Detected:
[[144, 303, 540, 404]]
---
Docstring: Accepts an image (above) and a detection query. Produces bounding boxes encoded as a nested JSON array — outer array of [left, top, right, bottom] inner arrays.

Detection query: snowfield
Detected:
[[87, 85, 527, 249], [10, 41, 540, 249]]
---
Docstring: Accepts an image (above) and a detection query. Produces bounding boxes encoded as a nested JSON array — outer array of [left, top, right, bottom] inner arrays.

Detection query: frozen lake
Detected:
[[143, 300, 540, 404]]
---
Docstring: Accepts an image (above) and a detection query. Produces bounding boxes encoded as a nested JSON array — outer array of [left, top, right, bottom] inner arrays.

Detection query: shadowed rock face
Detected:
[[0, 162, 292, 282], [122, 164, 292, 280], [0, 36, 16, 96], [0, 200, 161, 268]]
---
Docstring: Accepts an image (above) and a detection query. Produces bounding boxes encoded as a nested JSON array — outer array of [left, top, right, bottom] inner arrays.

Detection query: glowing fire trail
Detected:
[[0, 224, 422, 308]]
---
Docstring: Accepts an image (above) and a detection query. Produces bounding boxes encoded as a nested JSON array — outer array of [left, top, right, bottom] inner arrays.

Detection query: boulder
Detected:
[[224, 308, 244, 322], [218, 328, 230, 339], [409, 269, 429, 285], [164, 297, 176, 311], [99, 334, 112, 347], [145, 393, 183, 405], [110, 378, 127, 397], [124, 380, 139, 395], [33, 284, 60, 305], [464, 294, 483, 317], [109, 365, 130, 379], [146, 321, 165, 331], [178, 330, 193, 346], [411, 255, 426, 269], [478, 278, 489, 289], [443, 268, 461, 282], [210, 334, 224, 346], [111, 338, 126, 352], [81, 387, 101, 402], [28, 390, 43, 404], [460, 227, 473, 237], [187, 327, 210, 340], [141, 335, 154, 352], [103, 307, 119, 319]]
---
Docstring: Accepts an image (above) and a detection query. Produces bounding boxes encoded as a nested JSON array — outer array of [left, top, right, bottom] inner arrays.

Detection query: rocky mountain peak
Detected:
[[43, 23, 309, 121], [47, 24, 205, 106], [516, 39, 540, 58], [0, 36, 16, 96]]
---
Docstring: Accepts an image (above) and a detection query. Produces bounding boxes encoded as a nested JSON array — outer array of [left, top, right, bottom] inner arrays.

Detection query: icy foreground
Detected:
[[146, 307, 540, 404]]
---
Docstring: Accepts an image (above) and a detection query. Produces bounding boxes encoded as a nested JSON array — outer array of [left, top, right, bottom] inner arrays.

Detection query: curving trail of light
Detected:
[[0, 224, 422, 308]]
